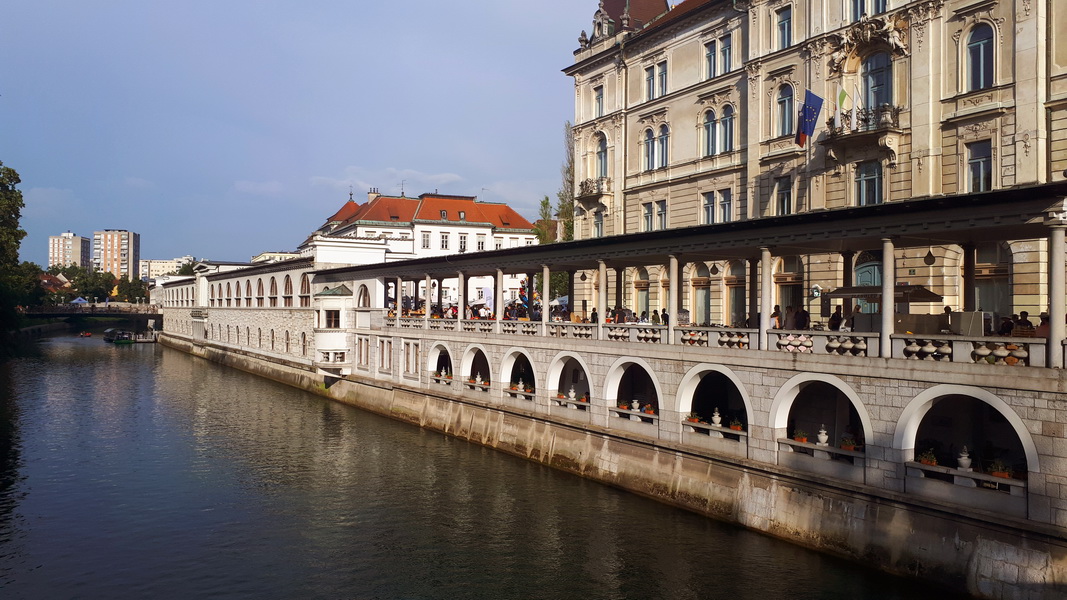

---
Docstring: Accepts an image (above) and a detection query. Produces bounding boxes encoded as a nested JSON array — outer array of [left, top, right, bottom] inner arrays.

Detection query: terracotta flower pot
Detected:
[[730, 425, 742, 431], [991, 471, 1011, 479], [920, 459, 937, 466], [841, 444, 856, 451], [794, 437, 808, 443]]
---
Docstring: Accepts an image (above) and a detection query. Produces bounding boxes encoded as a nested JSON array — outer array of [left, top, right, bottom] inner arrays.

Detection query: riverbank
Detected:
[[160, 333, 1067, 599]]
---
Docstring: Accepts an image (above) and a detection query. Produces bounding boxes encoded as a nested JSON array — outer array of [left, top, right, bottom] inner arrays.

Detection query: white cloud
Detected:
[[123, 176, 155, 189], [233, 180, 284, 195], [310, 166, 464, 197]]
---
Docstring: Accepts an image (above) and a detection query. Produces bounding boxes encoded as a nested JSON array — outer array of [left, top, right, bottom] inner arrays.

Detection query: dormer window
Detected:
[[459, 211, 466, 221], [440, 210, 447, 220]]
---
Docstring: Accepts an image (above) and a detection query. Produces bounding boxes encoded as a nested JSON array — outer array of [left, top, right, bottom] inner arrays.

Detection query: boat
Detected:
[[112, 331, 135, 345], [78, 331, 92, 338]]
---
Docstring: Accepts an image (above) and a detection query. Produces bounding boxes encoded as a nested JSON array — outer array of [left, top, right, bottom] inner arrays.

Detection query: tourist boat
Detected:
[[103, 328, 134, 344]]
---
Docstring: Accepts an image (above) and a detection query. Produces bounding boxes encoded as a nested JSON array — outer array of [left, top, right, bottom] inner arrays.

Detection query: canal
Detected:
[[0, 335, 972, 599]]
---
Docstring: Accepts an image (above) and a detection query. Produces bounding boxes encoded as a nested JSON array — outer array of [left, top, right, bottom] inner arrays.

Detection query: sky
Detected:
[[3, 1, 594, 266]]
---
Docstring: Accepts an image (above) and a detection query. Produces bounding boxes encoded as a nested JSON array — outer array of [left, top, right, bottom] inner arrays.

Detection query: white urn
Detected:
[[711, 408, 722, 426]]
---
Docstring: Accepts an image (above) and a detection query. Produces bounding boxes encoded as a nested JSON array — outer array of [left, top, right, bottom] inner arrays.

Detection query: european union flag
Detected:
[[795, 90, 824, 148]]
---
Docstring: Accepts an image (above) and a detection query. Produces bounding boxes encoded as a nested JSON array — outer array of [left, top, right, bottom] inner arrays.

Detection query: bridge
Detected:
[[23, 305, 162, 321]]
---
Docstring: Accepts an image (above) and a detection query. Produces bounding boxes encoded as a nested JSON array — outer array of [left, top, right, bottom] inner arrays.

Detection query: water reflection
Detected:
[[0, 336, 971, 599]]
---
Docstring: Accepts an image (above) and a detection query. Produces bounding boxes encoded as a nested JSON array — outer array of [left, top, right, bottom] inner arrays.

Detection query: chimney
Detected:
[[368, 187, 381, 202]]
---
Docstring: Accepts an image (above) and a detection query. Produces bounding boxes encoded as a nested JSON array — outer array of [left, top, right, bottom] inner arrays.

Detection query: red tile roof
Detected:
[[630, 0, 718, 38], [603, 0, 670, 30], [326, 193, 534, 230]]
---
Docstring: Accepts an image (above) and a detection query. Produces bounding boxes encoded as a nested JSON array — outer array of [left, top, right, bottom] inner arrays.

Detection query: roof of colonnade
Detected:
[[313, 182, 1067, 282]]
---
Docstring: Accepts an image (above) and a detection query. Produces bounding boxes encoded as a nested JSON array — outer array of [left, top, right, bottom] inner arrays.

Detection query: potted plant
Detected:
[[557, 393, 566, 399], [580, 393, 589, 403], [643, 404, 655, 415], [989, 458, 1011, 478], [510, 383, 518, 391], [840, 434, 857, 451], [916, 448, 937, 466], [793, 428, 808, 443], [686, 412, 701, 423], [618, 402, 629, 410], [729, 418, 743, 431]]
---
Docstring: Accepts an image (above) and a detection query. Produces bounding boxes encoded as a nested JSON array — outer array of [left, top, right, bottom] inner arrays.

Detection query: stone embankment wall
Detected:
[[161, 334, 1067, 599]]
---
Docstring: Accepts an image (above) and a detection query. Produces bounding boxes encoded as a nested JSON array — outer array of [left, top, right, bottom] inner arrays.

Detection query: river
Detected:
[[0, 334, 971, 599]]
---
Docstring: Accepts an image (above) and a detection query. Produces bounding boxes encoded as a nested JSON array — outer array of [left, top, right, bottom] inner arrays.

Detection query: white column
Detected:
[[759, 247, 772, 351], [881, 237, 895, 358], [424, 274, 432, 327], [1049, 225, 1066, 368], [541, 264, 550, 335], [494, 268, 504, 334], [598, 260, 608, 340], [668, 255, 679, 344], [457, 271, 466, 331]]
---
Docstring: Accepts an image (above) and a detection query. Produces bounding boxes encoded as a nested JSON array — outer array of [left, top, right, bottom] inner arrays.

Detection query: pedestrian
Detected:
[[662, 309, 669, 326], [828, 305, 843, 331], [1036, 313, 1051, 337], [784, 306, 796, 330], [770, 304, 781, 328], [590, 308, 598, 323], [651, 309, 661, 325], [795, 306, 810, 330]]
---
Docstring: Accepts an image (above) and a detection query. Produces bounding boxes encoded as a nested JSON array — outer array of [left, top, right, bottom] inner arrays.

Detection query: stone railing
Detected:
[[502, 321, 541, 336], [461, 319, 495, 334], [683, 420, 747, 442], [547, 323, 595, 339], [552, 395, 591, 411], [676, 326, 755, 349], [778, 438, 867, 484], [905, 461, 1026, 518], [891, 335, 1045, 367], [606, 324, 665, 344], [610, 405, 658, 424], [769, 330, 876, 357], [577, 176, 612, 198]]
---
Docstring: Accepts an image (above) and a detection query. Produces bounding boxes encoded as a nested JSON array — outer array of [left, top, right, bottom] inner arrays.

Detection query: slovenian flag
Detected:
[[794, 89, 824, 148]]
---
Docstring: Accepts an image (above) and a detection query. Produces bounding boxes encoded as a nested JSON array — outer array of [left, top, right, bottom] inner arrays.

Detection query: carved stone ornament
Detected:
[[827, 13, 910, 75]]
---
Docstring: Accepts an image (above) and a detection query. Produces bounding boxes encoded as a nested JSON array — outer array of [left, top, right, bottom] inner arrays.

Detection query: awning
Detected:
[[824, 285, 943, 303]]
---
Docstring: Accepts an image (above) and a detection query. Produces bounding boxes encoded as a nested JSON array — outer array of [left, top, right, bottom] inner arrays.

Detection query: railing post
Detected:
[[598, 260, 608, 341], [541, 264, 550, 336], [424, 274, 431, 329], [759, 247, 772, 351], [1048, 222, 1066, 368], [668, 255, 679, 345]]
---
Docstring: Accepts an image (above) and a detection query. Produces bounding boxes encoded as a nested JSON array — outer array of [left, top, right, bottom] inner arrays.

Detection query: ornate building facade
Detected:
[[566, 0, 1064, 326]]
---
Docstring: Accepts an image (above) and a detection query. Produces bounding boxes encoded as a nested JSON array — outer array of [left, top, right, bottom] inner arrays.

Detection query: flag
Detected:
[[852, 82, 861, 131], [835, 86, 849, 129], [794, 89, 824, 147]]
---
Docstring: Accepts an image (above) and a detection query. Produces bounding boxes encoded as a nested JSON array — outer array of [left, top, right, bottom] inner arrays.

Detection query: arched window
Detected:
[[269, 277, 278, 307], [967, 24, 994, 92], [256, 279, 265, 307], [777, 86, 794, 137], [644, 129, 656, 171], [245, 280, 252, 299], [703, 111, 717, 157], [234, 281, 242, 307], [285, 331, 291, 354], [300, 274, 311, 307], [226, 282, 232, 307], [862, 52, 892, 109], [657, 125, 669, 168], [283, 275, 293, 307], [596, 134, 608, 178], [721, 106, 735, 151], [209, 284, 216, 307], [301, 332, 307, 356]]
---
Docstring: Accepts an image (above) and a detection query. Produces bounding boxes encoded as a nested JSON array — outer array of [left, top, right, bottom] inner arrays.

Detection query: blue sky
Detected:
[[4, 1, 593, 265]]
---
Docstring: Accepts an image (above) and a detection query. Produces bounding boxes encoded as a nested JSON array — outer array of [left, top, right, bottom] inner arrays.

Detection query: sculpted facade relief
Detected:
[[827, 13, 910, 76]]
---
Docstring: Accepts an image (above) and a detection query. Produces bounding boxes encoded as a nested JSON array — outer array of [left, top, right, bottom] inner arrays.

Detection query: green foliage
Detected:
[[47, 263, 116, 302], [0, 161, 27, 338], [557, 121, 574, 242], [116, 275, 148, 302], [177, 263, 195, 276]]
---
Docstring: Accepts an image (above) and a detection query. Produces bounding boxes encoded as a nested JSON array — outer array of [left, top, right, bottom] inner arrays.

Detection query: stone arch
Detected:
[[459, 344, 492, 384], [357, 284, 371, 308], [769, 373, 873, 445], [893, 385, 1039, 473], [602, 356, 664, 410], [677, 363, 753, 426], [426, 342, 454, 375], [546, 351, 594, 400], [500, 347, 537, 391]]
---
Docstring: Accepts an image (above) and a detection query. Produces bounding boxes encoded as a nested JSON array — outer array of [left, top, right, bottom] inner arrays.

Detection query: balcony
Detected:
[[822, 105, 904, 166], [824, 105, 901, 138], [575, 177, 612, 210]]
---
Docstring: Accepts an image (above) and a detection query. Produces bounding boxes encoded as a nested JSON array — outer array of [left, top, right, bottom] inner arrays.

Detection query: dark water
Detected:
[[0, 335, 971, 600]]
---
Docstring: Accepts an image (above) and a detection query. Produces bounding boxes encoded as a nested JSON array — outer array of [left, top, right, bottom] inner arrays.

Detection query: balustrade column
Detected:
[[668, 255, 679, 342], [759, 247, 772, 351], [541, 264, 550, 335], [494, 269, 504, 334], [395, 277, 402, 327], [615, 267, 624, 314], [1048, 224, 1066, 368], [962, 244, 977, 312], [598, 260, 608, 340], [424, 274, 432, 327], [881, 237, 895, 358], [457, 271, 466, 331], [747, 257, 759, 330], [567, 270, 575, 318]]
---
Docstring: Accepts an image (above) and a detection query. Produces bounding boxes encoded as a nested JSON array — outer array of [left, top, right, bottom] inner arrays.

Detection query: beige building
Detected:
[[566, 0, 1064, 326], [47, 231, 91, 269], [140, 255, 195, 279], [93, 229, 141, 280]]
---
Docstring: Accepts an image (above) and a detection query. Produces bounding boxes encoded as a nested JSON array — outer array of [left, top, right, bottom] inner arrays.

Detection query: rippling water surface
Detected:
[[0, 336, 970, 599]]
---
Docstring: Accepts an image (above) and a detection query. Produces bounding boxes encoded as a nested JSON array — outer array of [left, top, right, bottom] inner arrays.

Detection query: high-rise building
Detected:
[[93, 229, 141, 279], [47, 231, 91, 268]]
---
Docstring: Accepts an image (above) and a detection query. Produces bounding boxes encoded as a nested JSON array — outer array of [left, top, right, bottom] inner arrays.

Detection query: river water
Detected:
[[0, 335, 970, 599]]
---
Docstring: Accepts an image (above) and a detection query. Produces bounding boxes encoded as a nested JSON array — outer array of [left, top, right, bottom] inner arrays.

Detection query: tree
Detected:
[[556, 121, 575, 242], [533, 195, 556, 244], [177, 263, 195, 276], [0, 161, 27, 338]]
